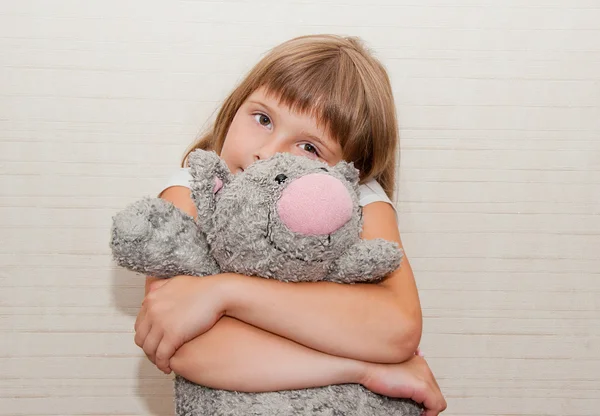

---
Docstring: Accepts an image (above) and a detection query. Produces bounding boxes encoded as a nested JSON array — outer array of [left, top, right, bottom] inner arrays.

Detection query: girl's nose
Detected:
[[276, 173, 354, 235], [253, 141, 281, 162]]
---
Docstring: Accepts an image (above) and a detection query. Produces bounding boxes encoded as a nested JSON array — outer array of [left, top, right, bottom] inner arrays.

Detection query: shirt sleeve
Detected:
[[158, 167, 192, 195], [358, 179, 396, 211]]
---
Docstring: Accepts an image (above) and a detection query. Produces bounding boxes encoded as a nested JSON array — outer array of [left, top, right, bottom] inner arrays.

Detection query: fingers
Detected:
[[421, 399, 444, 415], [423, 407, 445, 416], [135, 306, 163, 368], [142, 324, 162, 364], [408, 380, 429, 408], [410, 355, 446, 415], [134, 305, 146, 334], [134, 277, 198, 376], [155, 337, 177, 374], [135, 311, 176, 374], [410, 372, 446, 416], [134, 310, 151, 349], [419, 381, 447, 416]]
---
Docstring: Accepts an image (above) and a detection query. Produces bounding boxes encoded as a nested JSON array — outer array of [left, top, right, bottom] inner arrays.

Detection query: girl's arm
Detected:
[[143, 277, 366, 391], [142, 280, 445, 415], [167, 316, 447, 416], [170, 315, 364, 391], [222, 204, 422, 363], [145, 186, 421, 364], [139, 187, 444, 414]]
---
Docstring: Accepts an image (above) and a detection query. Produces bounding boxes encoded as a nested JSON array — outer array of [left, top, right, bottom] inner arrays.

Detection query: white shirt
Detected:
[[160, 168, 394, 209]]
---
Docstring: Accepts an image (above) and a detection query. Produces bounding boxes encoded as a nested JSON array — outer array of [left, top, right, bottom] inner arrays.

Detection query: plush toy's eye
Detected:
[[275, 174, 288, 184], [320, 167, 329, 172]]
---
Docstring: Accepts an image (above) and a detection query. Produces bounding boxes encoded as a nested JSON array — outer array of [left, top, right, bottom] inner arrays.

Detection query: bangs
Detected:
[[185, 35, 398, 198], [253, 49, 370, 150]]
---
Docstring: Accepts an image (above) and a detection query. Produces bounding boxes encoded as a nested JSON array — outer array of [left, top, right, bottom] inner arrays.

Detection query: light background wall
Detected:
[[1, 0, 599, 415]]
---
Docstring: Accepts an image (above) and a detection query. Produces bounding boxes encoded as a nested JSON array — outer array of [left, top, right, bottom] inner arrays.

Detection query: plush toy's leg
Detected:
[[174, 376, 422, 416], [110, 197, 219, 278], [327, 239, 404, 284]]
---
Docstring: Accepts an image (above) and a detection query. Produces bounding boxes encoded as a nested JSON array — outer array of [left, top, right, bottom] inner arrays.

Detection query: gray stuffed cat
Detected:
[[111, 149, 422, 416]]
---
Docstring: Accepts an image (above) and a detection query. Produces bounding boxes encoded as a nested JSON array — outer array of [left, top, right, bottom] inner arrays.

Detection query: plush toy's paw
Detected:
[[110, 198, 218, 278], [111, 198, 159, 244], [327, 239, 403, 284]]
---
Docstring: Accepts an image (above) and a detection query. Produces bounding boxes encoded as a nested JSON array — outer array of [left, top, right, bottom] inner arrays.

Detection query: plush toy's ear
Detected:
[[333, 160, 360, 186], [188, 149, 232, 232]]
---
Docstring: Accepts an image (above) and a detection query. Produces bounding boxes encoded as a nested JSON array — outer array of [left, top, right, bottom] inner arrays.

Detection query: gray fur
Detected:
[[110, 197, 219, 278], [176, 376, 421, 415], [110, 149, 420, 415], [328, 238, 407, 283]]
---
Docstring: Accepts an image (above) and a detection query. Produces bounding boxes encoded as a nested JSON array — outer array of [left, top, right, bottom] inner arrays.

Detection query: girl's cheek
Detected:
[[249, 120, 269, 139]]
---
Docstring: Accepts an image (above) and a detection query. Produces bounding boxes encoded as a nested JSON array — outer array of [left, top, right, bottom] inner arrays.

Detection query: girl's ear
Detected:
[[334, 160, 360, 186], [188, 150, 233, 231]]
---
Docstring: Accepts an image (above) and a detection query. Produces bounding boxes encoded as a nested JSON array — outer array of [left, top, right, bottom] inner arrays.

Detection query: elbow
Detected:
[[169, 342, 195, 378], [170, 340, 212, 383], [384, 309, 423, 363]]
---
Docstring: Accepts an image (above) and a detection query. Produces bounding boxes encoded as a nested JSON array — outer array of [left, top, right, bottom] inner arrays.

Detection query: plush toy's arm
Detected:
[[110, 197, 219, 278], [188, 149, 233, 233], [326, 240, 403, 284]]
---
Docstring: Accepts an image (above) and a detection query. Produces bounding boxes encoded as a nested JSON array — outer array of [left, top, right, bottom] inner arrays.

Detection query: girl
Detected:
[[134, 34, 446, 415]]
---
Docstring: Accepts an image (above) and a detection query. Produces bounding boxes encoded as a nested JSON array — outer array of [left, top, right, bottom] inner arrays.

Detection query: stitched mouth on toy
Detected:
[[264, 209, 329, 263]]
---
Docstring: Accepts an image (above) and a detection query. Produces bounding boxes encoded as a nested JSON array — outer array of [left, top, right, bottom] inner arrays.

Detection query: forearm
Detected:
[[169, 316, 365, 392], [223, 273, 421, 364]]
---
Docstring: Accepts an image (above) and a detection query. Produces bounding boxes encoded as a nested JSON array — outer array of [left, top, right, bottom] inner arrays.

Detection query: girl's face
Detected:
[[220, 87, 343, 174]]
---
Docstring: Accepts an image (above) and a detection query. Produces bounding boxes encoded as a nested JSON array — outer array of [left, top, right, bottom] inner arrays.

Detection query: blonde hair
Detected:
[[183, 34, 399, 198]]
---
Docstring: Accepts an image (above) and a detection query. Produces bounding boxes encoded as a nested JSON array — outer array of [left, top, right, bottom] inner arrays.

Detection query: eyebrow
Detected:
[[247, 100, 276, 117]]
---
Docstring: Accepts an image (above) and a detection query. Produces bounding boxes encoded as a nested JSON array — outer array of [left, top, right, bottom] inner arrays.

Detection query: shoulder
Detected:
[[358, 179, 399, 241]]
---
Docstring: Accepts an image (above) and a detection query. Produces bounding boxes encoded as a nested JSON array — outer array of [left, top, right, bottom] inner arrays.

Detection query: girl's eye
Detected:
[[300, 143, 319, 156], [254, 113, 272, 128]]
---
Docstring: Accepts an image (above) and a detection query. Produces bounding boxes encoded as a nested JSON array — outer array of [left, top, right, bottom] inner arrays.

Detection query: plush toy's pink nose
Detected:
[[277, 173, 353, 235]]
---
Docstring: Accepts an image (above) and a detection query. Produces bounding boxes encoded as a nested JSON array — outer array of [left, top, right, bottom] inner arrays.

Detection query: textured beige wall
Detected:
[[1, 1, 599, 415]]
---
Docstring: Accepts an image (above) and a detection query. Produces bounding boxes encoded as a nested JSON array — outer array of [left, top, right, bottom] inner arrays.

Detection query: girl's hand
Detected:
[[134, 274, 229, 374], [361, 354, 447, 416]]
